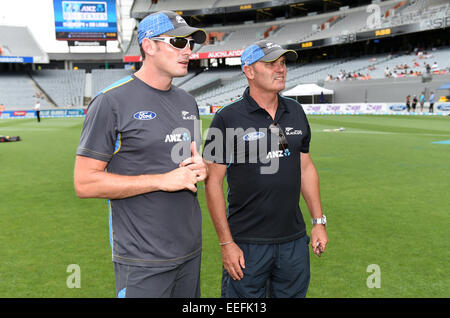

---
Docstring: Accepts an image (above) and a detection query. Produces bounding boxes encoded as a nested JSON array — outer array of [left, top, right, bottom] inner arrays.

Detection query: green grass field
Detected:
[[0, 115, 449, 298]]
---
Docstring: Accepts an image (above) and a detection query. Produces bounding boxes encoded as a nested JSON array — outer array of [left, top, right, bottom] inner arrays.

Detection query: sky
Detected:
[[0, 0, 134, 53]]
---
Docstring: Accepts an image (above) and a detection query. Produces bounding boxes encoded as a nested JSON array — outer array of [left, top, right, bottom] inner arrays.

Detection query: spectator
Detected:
[[384, 67, 391, 78], [0, 103, 4, 111], [412, 95, 418, 112], [428, 91, 435, 113], [419, 92, 425, 112], [34, 100, 41, 123], [431, 62, 439, 72]]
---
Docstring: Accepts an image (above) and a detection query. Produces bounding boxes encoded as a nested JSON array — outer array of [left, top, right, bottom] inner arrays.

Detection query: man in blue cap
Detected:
[[74, 11, 207, 298], [204, 40, 328, 298]]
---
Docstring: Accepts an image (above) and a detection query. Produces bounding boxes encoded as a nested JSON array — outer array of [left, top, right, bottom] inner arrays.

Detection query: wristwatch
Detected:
[[312, 215, 327, 226]]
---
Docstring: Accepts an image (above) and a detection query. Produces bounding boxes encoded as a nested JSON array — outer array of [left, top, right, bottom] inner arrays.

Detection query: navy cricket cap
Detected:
[[241, 40, 297, 70], [138, 11, 206, 44]]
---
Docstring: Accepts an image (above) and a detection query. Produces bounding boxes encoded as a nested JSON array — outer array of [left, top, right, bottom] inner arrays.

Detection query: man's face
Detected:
[[248, 56, 287, 93], [145, 35, 193, 78]]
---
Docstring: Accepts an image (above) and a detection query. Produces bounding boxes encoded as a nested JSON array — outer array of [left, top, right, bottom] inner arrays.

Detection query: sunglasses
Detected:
[[269, 122, 290, 151], [151, 37, 195, 50]]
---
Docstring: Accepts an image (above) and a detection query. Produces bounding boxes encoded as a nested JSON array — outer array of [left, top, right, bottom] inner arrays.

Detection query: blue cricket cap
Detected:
[[138, 11, 206, 44], [241, 40, 297, 70]]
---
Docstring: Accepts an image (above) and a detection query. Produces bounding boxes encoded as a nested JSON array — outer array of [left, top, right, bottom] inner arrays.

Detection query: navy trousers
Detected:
[[221, 235, 311, 298]]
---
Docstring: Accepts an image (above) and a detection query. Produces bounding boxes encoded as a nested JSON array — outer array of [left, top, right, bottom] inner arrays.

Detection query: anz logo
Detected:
[[133, 111, 156, 120], [266, 148, 291, 159], [165, 132, 191, 143]]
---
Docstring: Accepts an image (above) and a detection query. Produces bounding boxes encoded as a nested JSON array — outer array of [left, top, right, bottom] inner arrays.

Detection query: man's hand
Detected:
[[221, 242, 245, 280], [179, 141, 208, 182], [311, 224, 328, 257], [160, 166, 198, 193]]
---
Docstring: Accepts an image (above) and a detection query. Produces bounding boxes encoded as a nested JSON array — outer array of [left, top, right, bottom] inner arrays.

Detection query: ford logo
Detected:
[[389, 105, 406, 111], [133, 111, 156, 120], [243, 131, 265, 141], [437, 104, 450, 111]]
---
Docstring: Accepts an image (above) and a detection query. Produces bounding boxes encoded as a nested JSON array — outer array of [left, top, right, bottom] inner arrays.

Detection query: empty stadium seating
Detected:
[[179, 68, 241, 93], [0, 73, 51, 110], [31, 70, 86, 107]]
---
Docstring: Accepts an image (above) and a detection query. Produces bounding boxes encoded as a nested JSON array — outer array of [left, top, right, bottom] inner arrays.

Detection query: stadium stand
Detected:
[[90, 68, 196, 97], [173, 72, 197, 87], [179, 68, 241, 93], [192, 44, 450, 107], [199, 24, 265, 52], [363, 0, 450, 30], [127, 0, 447, 58], [31, 69, 86, 107], [131, 0, 294, 16], [143, 0, 274, 12], [194, 72, 247, 106], [0, 73, 51, 110], [363, 47, 450, 79]]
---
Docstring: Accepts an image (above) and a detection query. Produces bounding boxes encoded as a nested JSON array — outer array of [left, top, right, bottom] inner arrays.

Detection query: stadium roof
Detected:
[[130, 0, 324, 19], [0, 26, 49, 63], [124, 0, 450, 62], [129, 0, 382, 21]]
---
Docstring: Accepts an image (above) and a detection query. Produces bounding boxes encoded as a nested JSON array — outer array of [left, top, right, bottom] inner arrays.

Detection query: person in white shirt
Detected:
[[431, 62, 439, 72], [34, 101, 41, 123]]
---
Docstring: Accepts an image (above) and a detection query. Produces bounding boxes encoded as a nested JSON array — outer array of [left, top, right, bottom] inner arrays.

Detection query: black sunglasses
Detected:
[[152, 37, 195, 50], [269, 122, 289, 151]]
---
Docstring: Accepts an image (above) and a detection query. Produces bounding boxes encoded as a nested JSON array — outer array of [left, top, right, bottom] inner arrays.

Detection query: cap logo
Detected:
[[144, 30, 154, 37], [176, 16, 186, 24], [266, 42, 281, 49]]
